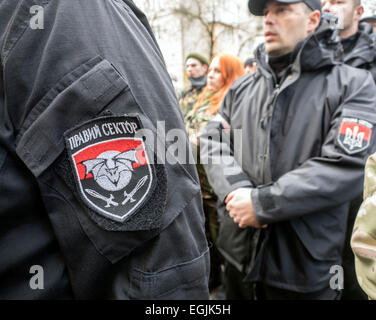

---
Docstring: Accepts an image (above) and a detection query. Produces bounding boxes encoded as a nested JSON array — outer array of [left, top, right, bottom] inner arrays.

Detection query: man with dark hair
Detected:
[[244, 58, 258, 74], [200, 0, 376, 299], [179, 53, 209, 117], [322, 0, 376, 300], [0, 0, 209, 299]]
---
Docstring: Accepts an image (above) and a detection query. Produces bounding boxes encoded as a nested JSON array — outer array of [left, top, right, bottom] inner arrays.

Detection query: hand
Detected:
[[225, 188, 268, 229]]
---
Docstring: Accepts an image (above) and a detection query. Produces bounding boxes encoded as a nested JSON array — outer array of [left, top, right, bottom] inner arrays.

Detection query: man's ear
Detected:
[[204, 64, 209, 73], [354, 5, 364, 22], [307, 10, 321, 34]]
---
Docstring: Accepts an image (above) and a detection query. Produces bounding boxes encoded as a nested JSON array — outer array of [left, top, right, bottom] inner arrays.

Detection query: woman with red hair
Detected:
[[185, 53, 244, 292], [186, 53, 244, 149], [191, 53, 245, 118]]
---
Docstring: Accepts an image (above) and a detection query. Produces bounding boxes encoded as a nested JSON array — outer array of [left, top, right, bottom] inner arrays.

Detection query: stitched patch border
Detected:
[[337, 117, 373, 155], [64, 115, 155, 223]]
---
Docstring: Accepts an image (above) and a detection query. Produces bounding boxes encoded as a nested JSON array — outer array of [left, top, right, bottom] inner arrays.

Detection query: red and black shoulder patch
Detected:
[[337, 117, 373, 155], [64, 115, 155, 223]]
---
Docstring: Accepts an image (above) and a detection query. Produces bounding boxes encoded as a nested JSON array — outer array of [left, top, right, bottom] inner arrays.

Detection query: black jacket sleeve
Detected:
[[252, 71, 376, 225], [200, 85, 254, 202]]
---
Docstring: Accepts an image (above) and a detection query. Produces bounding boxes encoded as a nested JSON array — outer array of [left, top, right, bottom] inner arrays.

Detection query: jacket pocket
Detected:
[[128, 249, 210, 300], [15, 55, 200, 263], [16, 55, 128, 176], [216, 201, 255, 272], [290, 208, 345, 261]]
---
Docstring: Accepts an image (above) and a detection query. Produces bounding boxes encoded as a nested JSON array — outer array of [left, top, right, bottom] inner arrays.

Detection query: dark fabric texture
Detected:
[[0, 0, 209, 299], [189, 74, 207, 88], [342, 22, 376, 82], [256, 283, 341, 300], [223, 261, 255, 300]]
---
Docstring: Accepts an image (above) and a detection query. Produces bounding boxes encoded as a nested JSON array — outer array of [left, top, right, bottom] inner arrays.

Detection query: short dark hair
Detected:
[[244, 58, 256, 67]]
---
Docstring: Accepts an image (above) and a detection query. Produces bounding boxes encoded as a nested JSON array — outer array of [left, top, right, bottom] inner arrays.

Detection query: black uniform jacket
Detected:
[[200, 17, 376, 292], [0, 0, 209, 299], [343, 22, 376, 82]]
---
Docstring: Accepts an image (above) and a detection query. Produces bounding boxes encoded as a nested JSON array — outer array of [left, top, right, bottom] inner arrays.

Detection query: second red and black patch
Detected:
[[337, 117, 373, 155]]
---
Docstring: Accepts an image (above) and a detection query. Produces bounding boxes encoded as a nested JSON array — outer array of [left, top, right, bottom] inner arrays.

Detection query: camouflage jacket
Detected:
[[352, 152, 376, 300], [179, 85, 205, 117], [185, 93, 216, 200]]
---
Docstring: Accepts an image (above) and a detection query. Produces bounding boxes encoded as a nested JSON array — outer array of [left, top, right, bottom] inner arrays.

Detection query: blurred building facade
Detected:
[[134, 0, 263, 92], [134, 0, 375, 92]]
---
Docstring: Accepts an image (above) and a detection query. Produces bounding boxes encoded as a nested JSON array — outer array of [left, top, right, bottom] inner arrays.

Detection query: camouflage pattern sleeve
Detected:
[[351, 152, 376, 300], [179, 87, 204, 117]]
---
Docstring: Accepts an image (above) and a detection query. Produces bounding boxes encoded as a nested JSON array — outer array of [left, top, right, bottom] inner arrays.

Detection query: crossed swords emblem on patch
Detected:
[[65, 116, 155, 223], [80, 150, 148, 208], [85, 176, 148, 208]]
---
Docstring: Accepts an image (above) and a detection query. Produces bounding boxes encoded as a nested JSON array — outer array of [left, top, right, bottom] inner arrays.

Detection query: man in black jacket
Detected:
[[200, 0, 376, 299], [0, 0, 209, 299], [322, 0, 376, 82], [322, 0, 376, 300]]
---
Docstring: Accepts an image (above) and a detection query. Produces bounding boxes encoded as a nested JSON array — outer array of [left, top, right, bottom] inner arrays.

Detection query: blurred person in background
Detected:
[[179, 53, 209, 117], [322, 0, 376, 300], [244, 57, 258, 74], [185, 53, 244, 292], [351, 152, 376, 300], [360, 15, 376, 33], [322, 0, 376, 82]]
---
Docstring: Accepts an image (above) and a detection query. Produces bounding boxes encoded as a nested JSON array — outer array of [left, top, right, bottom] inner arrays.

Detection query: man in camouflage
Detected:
[[179, 53, 209, 117], [352, 153, 376, 300]]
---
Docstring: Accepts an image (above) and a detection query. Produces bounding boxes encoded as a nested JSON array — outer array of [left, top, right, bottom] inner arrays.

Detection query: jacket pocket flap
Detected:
[[16, 57, 128, 177]]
